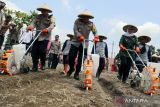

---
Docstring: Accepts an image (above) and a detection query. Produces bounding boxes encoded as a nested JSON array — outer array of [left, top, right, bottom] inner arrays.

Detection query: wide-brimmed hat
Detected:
[[98, 35, 107, 40], [0, 1, 6, 8], [78, 9, 94, 19], [37, 4, 52, 13], [55, 35, 59, 38], [123, 24, 138, 33], [67, 34, 74, 38], [138, 35, 151, 43]]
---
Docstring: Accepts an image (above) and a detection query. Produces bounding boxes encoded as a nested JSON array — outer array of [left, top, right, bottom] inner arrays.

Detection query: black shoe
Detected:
[[97, 76, 100, 81], [50, 66, 56, 69], [122, 80, 126, 84], [66, 73, 71, 79], [117, 75, 121, 80], [41, 65, 46, 71], [96, 73, 100, 80], [32, 67, 38, 72], [74, 74, 80, 80], [66, 69, 74, 77], [122, 79, 128, 84]]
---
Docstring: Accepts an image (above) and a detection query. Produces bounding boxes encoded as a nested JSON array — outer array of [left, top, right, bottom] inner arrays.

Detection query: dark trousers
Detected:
[[31, 40, 48, 69], [10, 39, 18, 45], [118, 56, 133, 82], [135, 61, 147, 73], [63, 55, 69, 64], [48, 53, 59, 69], [0, 35, 4, 49], [23, 42, 31, 55], [96, 57, 105, 78], [67, 44, 87, 77]]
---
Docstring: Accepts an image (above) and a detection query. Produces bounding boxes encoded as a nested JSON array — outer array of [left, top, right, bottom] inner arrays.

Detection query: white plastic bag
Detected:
[[91, 54, 100, 77], [12, 44, 26, 70]]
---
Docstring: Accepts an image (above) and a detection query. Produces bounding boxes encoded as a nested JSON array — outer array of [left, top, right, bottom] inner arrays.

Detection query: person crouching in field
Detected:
[[62, 34, 73, 74], [118, 24, 140, 83], [92, 35, 108, 80]]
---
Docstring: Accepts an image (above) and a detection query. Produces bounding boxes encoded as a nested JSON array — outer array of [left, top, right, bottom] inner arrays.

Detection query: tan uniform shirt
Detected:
[[31, 14, 55, 41], [49, 40, 61, 55], [72, 18, 97, 48]]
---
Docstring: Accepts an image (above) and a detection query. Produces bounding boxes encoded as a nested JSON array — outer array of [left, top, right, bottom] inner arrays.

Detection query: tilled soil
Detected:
[[0, 64, 159, 107]]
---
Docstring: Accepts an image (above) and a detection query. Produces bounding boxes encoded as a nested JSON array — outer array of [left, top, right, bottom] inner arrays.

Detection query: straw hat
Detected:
[[55, 35, 59, 38], [98, 35, 107, 40], [123, 24, 138, 33], [67, 34, 74, 38], [0, 1, 6, 8], [37, 4, 52, 13], [78, 9, 94, 19], [138, 35, 151, 43]]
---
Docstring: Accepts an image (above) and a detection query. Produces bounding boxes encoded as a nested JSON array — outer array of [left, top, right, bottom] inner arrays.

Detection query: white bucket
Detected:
[[91, 54, 100, 77], [12, 44, 26, 70]]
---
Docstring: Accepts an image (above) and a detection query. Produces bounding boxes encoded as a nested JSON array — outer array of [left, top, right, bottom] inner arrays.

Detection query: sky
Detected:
[[2, 0, 160, 57]]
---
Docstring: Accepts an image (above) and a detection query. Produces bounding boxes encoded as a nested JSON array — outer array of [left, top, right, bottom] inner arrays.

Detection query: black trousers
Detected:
[[10, 39, 18, 45], [67, 44, 87, 77], [48, 53, 59, 69], [0, 35, 4, 49], [23, 42, 31, 55], [135, 61, 147, 73], [63, 55, 69, 64], [31, 40, 48, 69], [96, 57, 105, 78], [118, 56, 133, 82]]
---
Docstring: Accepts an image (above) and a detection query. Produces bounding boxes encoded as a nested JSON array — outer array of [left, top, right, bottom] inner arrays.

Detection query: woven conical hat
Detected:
[[78, 9, 94, 19], [123, 24, 138, 33], [98, 35, 107, 40], [67, 34, 74, 38], [37, 4, 52, 13], [138, 35, 151, 43]]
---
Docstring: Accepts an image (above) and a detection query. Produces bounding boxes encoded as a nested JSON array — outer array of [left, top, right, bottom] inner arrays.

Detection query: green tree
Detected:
[[3, 8, 38, 25]]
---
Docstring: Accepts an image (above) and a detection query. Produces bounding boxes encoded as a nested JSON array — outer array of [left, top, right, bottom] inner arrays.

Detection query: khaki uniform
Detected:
[[31, 14, 55, 70], [49, 40, 61, 54], [67, 18, 98, 79], [31, 14, 55, 41], [48, 40, 61, 69], [72, 18, 97, 48]]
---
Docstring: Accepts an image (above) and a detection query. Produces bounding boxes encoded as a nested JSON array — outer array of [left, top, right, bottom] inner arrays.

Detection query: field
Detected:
[[0, 64, 159, 107]]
